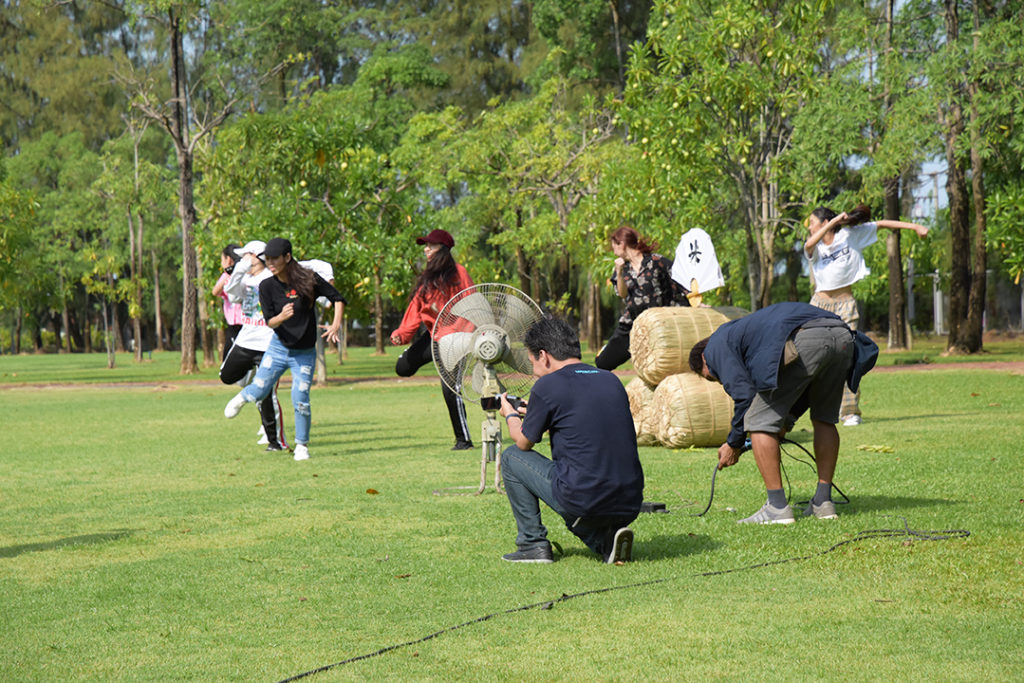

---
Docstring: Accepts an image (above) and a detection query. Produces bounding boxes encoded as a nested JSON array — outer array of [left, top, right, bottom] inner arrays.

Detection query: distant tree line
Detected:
[[2, 0, 1022, 369]]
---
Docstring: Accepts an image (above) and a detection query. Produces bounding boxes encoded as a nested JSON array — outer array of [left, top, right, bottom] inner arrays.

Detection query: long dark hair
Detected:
[[282, 258, 316, 302], [610, 224, 657, 254], [413, 245, 460, 298], [811, 204, 872, 229]]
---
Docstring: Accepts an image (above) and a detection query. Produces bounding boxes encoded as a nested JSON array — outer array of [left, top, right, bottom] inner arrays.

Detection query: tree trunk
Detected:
[[197, 259, 214, 368], [607, 0, 626, 94], [373, 266, 385, 355], [129, 208, 143, 363], [170, 9, 198, 374], [152, 249, 165, 351], [962, 1, 986, 353], [112, 298, 126, 353], [581, 278, 602, 353], [884, 177, 908, 348], [13, 306, 22, 354], [943, 0, 971, 353], [58, 272, 71, 353]]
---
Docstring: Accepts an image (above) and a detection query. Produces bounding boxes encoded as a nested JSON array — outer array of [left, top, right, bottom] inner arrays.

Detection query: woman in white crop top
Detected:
[[804, 204, 928, 424]]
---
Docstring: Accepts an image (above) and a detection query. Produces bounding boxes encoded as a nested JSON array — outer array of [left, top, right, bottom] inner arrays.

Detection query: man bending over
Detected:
[[690, 301, 877, 525]]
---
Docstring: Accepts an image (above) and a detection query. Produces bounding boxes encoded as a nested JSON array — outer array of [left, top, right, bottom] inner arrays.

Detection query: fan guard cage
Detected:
[[431, 283, 543, 403]]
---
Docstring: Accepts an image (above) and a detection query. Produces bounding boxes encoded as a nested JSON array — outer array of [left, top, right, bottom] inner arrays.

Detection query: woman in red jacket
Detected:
[[390, 230, 475, 450]]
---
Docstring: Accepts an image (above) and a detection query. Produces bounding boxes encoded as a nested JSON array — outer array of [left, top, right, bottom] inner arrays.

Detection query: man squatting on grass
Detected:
[[497, 317, 644, 564], [690, 302, 878, 525]]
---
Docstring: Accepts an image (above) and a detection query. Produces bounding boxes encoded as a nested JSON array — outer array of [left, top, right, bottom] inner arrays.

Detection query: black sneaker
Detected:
[[606, 528, 634, 564], [451, 440, 474, 451], [264, 442, 285, 452], [501, 545, 554, 564]]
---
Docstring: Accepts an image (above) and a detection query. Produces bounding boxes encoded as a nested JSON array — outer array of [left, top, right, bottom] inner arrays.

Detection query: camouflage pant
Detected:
[[810, 292, 860, 418]]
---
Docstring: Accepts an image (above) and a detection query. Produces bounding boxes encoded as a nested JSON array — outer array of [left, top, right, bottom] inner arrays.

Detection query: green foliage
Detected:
[[401, 77, 622, 310], [0, 170, 37, 298], [200, 46, 449, 323], [987, 183, 1024, 285], [6, 132, 103, 321], [532, 0, 650, 91], [621, 0, 831, 307], [0, 1, 125, 152]]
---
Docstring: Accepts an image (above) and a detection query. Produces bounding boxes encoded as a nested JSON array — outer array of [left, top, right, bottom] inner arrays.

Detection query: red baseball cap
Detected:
[[415, 229, 454, 248]]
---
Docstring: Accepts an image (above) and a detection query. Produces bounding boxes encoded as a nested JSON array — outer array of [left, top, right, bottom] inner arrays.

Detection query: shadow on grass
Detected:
[[836, 495, 961, 516], [555, 533, 722, 562], [0, 529, 136, 559]]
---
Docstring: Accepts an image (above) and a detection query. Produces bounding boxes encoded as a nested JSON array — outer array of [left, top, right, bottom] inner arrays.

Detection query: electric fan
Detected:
[[431, 283, 544, 494]]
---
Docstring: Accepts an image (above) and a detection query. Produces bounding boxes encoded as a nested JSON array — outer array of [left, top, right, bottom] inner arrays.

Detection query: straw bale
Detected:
[[629, 306, 747, 385], [625, 377, 660, 446], [651, 372, 734, 448]]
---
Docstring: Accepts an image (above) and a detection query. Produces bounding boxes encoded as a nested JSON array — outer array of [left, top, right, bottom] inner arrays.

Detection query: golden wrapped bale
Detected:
[[629, 306, 747, 386], [650, 372, 734, 448], [625, 377, 660, 446]]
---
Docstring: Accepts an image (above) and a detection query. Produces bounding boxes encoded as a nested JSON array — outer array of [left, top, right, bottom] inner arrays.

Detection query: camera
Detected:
[[480, 394, 523, 411]]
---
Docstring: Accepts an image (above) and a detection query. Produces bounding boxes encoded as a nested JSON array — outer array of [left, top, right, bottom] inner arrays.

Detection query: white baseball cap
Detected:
[[234, 240, 267, 259]]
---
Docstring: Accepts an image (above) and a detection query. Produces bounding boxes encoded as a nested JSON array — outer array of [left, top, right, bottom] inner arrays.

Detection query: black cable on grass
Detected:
[[692, 437, 849, 517], [276, 518, 969, 682]]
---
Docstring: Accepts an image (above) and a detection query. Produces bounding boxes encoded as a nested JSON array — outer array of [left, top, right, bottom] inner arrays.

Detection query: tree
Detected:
[[786, 0, 935, 345], [0, 161, 38, 352], [929, 0, 1023, 353], [623, 0, 828, 309], [532, 0, 651, 93], [122, 1, 285, 372], [92, 118, 177, 361], [200, 46, 448, 355], [0, 0, 126, 153], [6, 131, 106, 352]]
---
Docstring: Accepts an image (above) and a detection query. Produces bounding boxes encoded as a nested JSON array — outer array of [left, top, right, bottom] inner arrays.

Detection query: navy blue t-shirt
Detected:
[[520, 363, 644, 519]]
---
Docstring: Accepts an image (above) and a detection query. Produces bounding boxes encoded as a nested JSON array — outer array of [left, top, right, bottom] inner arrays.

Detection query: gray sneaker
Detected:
[[803, 500, 838, 519], [502, 545, 554, 564], [738, 503, 796, 525]]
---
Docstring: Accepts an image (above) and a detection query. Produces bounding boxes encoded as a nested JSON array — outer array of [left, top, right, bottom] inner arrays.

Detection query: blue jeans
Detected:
[[501, 445, 631, 557], [240, 336, 315, 445]]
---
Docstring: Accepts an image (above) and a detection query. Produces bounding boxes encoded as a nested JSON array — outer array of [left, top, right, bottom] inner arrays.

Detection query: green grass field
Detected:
[[1, 347, 1022, 681]]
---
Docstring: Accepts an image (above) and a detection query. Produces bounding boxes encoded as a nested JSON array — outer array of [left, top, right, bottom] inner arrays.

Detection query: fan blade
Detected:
[[496, 291, 541, 338], [470, 360, 488, 396], [434, 332, 475, 373], [504, 346, 533, 374], [449, 290, 496, 328]]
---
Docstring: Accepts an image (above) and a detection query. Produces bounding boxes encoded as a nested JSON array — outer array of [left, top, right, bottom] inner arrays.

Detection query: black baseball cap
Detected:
[[263, 237, 293, 258]]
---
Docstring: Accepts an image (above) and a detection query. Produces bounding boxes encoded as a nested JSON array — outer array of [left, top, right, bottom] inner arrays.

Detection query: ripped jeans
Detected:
[[240, 336, 316, 445]]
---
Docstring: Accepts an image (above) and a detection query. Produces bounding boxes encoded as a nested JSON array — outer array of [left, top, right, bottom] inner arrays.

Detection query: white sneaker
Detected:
[[293, 444, 310, 461], [257, 426, 269, 445], [224, 393, 247, 419], [842, 415, 862, 426]]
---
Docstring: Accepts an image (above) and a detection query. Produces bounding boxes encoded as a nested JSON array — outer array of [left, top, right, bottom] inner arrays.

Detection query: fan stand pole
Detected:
[[476, 412, 503, 495]]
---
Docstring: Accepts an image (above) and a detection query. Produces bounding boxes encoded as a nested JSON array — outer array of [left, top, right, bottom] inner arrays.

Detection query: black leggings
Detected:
[[220, 343, 287, 448], [595, 326, 632, 371], [396, 332, 472, 443]]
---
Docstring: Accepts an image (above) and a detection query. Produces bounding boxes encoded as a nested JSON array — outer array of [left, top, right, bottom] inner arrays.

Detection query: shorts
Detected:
[[744, 325, 854, 434]]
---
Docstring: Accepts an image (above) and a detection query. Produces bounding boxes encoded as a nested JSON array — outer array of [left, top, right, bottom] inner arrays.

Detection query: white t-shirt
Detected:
[[806, 222, 878, 291], [225, 264, 275, 351], [299, 259, 336, 308]]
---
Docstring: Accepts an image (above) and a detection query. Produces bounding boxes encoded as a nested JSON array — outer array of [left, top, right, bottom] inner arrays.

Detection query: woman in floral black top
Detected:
[[595, 225, 689, 371]]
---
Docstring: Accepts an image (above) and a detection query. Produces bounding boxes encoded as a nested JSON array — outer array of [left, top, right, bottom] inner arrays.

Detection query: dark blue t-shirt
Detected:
[[520, 363, 644, 519]]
